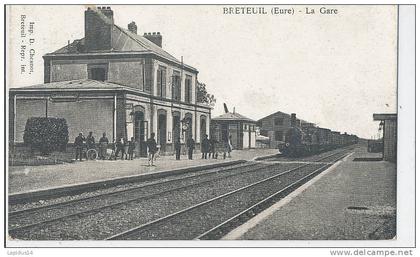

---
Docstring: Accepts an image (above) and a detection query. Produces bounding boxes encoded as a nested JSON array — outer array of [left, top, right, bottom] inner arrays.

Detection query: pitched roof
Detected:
[[45, 21, 197, 72], [115, 25, 181, 64], [212, 112, 256, 123], [257, 111, 291, 122], [9, 79, 130, 91]]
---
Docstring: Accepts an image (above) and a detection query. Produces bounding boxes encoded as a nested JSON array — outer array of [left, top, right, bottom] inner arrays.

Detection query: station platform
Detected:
[[225, 146, 396, 240], [8, 148, 277, 195]]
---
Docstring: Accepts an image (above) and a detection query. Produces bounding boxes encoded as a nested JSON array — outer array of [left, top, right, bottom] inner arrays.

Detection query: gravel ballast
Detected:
[[10, 162, 301, 240]]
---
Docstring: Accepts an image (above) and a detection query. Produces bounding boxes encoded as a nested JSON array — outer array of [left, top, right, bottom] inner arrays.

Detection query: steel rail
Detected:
[[106, 150, 349, 240], [8, 162, 280, 234], [195, 152, 350, 240], [9, 161, 258, 217]]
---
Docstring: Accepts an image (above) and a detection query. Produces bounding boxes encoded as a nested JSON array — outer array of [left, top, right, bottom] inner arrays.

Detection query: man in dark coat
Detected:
[[147, 133, 158, 166], [98, 132, 109, 160], [201, 134, 210, 159], [186, 135, 195, 160], [86, 131, 95, 150], [174, 137, 181, 160], [209, 137, 218, 159], [74, 132, 85, 161], [128, 137, 135, 160]]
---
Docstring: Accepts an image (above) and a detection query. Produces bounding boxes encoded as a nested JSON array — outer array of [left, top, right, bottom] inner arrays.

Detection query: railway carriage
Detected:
[[279, 113, 358, 157]]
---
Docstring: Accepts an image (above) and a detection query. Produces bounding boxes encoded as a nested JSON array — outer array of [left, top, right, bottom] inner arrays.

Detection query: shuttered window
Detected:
[[144, 59, 153, 93], [172, 71, 181, 101], [157, 66, 167, 98], [185, 75, 192, 103]]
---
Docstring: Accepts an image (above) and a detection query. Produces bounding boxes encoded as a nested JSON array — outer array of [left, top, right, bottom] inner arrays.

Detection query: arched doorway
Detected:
[[157, 109, 167, 152], [184, 113, 193, 141], [172, 111, 181, 144], [133, 110, 147, 157]]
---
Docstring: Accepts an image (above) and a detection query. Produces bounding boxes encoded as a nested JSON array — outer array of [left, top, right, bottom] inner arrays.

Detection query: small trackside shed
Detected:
[[211, 111, 257, 150], [373, 113, 397, 162]]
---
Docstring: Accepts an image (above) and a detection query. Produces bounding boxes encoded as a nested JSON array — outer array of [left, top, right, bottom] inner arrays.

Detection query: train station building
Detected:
[[9, 6, 211, 157]]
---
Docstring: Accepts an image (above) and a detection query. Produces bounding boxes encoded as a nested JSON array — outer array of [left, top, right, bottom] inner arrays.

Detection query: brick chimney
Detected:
[[128, 21, 137, 34], [290, 113, 297, 127], [143, 32, 162, 47], [85, 6, 114, 52]]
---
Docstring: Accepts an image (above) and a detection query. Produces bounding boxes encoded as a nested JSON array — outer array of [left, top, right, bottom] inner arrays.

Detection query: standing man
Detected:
[[123, 138, 129, 160], [174, 137, 181, 160], [128, 137, 135, 160], [209, 136, 218, 159], [115, 137, 125, 160], [86, 131, 95, 150], [98, 132, 109, 160], [227, 135, 233, 158], [146, 133, 158, 166], [201, 134, 210, 159], [74, 132, 85, 161], [186, 135, 195, 160]]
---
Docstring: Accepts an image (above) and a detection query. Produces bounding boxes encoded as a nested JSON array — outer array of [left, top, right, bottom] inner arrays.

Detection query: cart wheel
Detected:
[[86, 149, 98, 160]]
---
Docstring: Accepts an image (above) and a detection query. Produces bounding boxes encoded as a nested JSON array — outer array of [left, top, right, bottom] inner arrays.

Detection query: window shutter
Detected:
[[157, 69, 161, 97], [162, 69, 166, 98], [144, 59, 153, 93], [184, 76, 192, 103], [177, 77, 181, 101], [185, 78, 188, 102], [189, 79, 192, 102], [172, 71, 181, 101]]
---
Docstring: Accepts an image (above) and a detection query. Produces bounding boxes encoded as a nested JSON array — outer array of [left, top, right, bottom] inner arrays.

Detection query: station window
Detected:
[[88, 64, 108, 82], [172, 71, 181, 101], [157, 66, 167, 98], [185, 75, 192, 103]]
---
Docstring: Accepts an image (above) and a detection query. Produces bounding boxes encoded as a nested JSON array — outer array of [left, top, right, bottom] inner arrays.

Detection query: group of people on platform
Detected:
[[73, 131, 233, 165], [174, 134, 233, 161], [74, 132, 137, 162]]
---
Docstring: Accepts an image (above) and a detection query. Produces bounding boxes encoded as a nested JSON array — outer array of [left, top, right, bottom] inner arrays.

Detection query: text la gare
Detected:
[[306, 7, 338, 15]]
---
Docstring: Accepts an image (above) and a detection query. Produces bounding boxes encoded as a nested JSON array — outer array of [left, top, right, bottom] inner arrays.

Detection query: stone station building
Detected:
[[9, 7, 211, 157]]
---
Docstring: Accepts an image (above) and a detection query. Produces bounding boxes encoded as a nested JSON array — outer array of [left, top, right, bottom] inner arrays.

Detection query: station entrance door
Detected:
[[134, 111, 148, 157]]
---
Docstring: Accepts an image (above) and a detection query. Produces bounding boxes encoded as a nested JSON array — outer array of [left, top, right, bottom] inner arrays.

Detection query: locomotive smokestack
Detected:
[[291, 113, 297, 127]]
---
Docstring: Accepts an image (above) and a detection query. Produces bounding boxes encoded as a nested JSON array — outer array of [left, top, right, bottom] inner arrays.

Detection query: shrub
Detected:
[[23, 117, 69, 155]]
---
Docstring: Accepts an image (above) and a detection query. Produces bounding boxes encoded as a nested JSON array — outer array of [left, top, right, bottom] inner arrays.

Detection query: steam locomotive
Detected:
[[278, 114, 358, 157]]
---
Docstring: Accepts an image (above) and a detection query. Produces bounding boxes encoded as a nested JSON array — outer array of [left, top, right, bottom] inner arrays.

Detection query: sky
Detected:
[[6, 5, 398, 139]]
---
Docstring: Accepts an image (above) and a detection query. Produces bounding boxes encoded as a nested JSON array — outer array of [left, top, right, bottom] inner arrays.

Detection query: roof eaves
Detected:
[[257, 111, 291, 122], [43, 51, 198, 73]]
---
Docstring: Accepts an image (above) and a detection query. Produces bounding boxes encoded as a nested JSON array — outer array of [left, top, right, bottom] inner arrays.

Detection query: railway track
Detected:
[[106, 149, 350, 240], [8, 148, 351, 240], [9, 161, 253, 215], [8, 160, 297, 239]]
